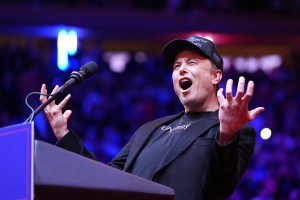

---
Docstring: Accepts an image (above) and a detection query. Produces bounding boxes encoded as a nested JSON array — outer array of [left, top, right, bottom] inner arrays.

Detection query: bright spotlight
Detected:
[[103, 52, 130, 73], [260, 128, 272, 140]]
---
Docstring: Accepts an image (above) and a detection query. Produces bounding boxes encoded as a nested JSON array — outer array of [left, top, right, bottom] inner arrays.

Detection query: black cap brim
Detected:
[[162, 39, 210, 66]]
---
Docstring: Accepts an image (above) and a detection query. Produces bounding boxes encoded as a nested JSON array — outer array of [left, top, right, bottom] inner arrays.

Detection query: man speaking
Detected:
[[40, 36, 264, 199]]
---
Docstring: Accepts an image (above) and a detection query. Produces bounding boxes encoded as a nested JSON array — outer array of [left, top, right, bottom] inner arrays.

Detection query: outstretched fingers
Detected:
[[235, 76, 245, 101], [63, 110, 72, 121], [49, 85, 59, 106], [58, 94, 71, 110], [226, 79, 233, 102], [217, 88, 226, 105], [249, 107, 265, 120], [242, 80, 254, 104], [40, 84, 48, 104], [51, 85, 59, 94]]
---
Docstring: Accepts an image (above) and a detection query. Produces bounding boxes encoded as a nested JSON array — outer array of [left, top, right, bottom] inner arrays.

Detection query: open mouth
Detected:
[[179, 78, 193, 90]]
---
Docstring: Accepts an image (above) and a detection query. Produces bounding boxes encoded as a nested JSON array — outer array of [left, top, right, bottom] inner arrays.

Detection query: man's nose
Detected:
[[179, 64, 188, 76]]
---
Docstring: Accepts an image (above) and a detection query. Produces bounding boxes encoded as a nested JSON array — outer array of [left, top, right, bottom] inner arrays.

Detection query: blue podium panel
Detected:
[[0, 122, 34, 200]]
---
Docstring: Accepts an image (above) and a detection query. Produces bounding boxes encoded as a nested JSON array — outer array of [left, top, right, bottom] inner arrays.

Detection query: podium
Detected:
[[0, 123, 174, 200]]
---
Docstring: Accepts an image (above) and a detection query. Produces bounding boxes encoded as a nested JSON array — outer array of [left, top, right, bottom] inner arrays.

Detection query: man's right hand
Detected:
[[40, 84, 72, 140]]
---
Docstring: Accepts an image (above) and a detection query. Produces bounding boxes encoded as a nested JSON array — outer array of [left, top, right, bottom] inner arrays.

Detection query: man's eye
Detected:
[[173, 65, 180, 69], [188, 61, 197, 65]]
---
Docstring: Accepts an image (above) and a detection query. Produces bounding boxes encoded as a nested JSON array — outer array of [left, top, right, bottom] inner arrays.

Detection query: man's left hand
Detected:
[[217, 76, 264, 145]]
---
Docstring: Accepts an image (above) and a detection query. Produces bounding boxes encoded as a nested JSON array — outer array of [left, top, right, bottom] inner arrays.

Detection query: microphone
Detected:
[[24, 61, 99, 123], [57, 61, 99, 93]]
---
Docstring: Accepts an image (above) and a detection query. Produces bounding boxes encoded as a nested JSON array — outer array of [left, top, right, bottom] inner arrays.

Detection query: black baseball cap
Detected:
[[162, 35, 223, 70]]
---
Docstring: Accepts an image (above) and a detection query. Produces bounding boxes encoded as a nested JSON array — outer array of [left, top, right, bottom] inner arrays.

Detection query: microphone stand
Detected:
[[24, 90, 60, 123], [24, 71, 83, 123]]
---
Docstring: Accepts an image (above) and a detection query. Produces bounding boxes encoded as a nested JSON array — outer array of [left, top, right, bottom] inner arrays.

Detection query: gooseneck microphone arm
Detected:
[[24, 61, 99, 123], [24, 78, 75, 123]]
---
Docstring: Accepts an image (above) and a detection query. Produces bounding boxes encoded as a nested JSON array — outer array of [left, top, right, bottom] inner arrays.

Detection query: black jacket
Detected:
[[57, 111, 255, 200]]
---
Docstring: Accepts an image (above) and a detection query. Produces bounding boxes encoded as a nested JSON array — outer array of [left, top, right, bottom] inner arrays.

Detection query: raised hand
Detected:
[[40, 84, 72, 140], [217, 77, 264, 144]]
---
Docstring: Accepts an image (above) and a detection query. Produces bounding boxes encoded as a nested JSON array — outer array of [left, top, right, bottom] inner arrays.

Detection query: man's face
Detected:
[[172, 50, 218, 112]]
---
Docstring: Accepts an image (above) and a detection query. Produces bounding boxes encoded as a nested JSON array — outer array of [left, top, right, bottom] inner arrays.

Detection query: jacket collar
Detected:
[[124, 112, 184, 171], [124, 110, 219, 175]]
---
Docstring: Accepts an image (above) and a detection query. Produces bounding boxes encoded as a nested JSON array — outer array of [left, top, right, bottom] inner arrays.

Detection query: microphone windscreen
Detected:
[[80, 61, 99, 78]]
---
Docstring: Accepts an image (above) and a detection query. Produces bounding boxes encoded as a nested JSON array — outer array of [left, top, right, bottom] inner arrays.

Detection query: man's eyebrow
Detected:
[[186, 57, 198, 62], [173, 60, 181, 65], [173, 57, 199, 66]]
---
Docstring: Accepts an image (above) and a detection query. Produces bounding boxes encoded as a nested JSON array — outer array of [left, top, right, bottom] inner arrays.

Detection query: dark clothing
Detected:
[[131, 112, 214, 180], [57, 110, 256, 200]]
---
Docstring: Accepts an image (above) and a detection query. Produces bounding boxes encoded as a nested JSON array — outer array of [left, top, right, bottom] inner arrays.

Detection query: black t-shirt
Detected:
[[131, 111, 214, 180]]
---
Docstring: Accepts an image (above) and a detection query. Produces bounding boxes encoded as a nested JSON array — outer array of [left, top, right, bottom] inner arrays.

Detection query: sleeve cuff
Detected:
[[55, 130, 83, 153], [214, 131, 239, 165], [216, 133, 239, 147]]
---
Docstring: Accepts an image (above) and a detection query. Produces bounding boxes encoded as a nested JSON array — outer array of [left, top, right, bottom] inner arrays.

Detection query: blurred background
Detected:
[[0, 0, 299, 199]]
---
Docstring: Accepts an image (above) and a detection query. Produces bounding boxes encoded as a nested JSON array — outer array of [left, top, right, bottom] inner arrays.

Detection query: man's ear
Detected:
[[212, 69, 222, 85]]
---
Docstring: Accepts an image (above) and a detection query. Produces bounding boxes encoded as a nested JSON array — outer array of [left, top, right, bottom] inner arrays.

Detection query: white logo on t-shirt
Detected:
[[161, 124, 191, 133]]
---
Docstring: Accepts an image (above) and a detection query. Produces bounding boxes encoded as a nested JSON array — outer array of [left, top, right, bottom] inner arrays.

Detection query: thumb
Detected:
[[217, 88, 225, 104], [249, 107, 265, 120], [63, 110, 72, 121]]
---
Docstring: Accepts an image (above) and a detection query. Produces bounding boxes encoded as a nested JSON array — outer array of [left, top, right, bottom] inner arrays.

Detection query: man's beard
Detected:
[[180, 96, 206, 112]]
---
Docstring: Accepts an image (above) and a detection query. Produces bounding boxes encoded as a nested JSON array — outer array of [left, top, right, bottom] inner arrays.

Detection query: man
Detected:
[[40, 36, 264, 200]]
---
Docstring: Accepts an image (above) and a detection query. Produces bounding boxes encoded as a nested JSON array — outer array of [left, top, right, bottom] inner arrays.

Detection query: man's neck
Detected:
[[185, 96, 219, 113]]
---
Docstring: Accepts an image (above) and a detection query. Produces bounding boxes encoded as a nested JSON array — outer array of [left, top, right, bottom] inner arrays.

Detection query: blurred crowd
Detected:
[[0, 41, 299, 199], [3, 0, 300, 13]]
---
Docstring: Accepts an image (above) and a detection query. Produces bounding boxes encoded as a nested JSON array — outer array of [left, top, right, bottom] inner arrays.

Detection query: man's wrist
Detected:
[[218, 133, 235, 145], [54, 128, 69, 141], [219, 124, 239, 145]]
